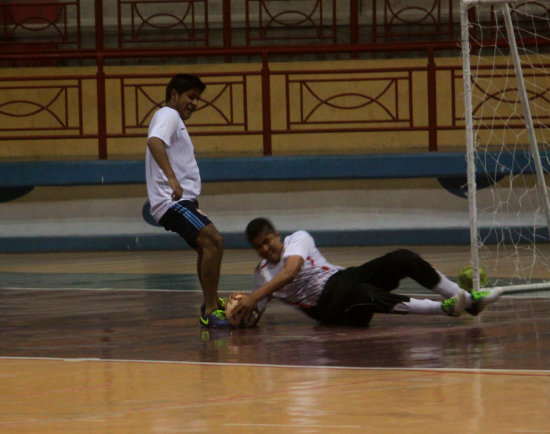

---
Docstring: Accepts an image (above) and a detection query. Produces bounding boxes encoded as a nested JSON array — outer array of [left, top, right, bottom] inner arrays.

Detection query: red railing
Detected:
[[0, 44, 462, 158], [116, 0, 209, 47], [245, 0, 338, 45], [0, 0, 81, 51], [0, 75, 88, 137], [0, 0, 548, 160], [0, 0, 475, 50], [373, 0, 455, 42]]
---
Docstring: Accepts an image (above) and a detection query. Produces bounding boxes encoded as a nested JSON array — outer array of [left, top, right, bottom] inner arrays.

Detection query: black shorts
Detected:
[[306, 249, 440, 326], [158, 200, 212, 249]]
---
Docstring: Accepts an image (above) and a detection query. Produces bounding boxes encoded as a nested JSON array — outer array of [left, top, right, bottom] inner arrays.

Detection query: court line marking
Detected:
[[0, 286, 432, 297], [224, 423, 364, 429], [2, 285, 538, 300], [0, 286, 204, 293], [3, 285, 546, 305], [1, 355, 548, 374]]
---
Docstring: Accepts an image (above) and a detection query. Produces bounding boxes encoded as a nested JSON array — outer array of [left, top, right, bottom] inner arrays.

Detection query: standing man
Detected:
[[146, 73, 228, 328]]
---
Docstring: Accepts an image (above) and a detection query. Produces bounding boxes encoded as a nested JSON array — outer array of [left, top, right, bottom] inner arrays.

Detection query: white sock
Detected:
[[433, 270, 461, 298], [391, 298, 446, 315], [433, 270, 474, 307]]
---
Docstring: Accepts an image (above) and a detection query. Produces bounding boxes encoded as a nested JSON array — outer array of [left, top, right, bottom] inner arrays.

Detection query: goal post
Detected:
[[460, 0, 550, 293]]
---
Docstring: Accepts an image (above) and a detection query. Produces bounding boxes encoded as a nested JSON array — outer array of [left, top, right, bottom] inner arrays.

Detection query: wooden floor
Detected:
[[1, 247, 550, 433]]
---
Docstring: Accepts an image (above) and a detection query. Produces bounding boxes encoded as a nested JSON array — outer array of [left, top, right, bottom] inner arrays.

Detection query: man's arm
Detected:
[[234, 255, 304, 317], [147, 136, 183, 201]]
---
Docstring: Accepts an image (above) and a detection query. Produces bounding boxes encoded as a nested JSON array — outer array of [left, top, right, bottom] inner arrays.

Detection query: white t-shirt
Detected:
[[253, 231, 343, 311], [145, 106, 201, 222]]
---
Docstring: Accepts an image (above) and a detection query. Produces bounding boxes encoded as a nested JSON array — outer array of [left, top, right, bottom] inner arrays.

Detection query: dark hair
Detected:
[[245, 217, 276, 243], [165, 74, 206, 102]]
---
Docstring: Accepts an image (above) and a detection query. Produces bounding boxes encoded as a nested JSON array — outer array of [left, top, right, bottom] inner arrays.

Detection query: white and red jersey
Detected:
[[253, 230, 343, 310]]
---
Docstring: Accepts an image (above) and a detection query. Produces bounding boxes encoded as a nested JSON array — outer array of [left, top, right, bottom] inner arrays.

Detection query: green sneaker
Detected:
[[199, 309, 230, 328], [441, 289, 466, 317], [466, 288, 504, 316], [200, 297, 228, 316]]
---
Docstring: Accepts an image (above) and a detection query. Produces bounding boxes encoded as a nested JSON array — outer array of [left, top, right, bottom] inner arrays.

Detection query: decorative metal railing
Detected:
[[0, 0, 548, 160]]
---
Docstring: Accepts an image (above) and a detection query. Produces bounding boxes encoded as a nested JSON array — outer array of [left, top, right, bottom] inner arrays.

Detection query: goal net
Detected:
[[460, 0, 550, 293]]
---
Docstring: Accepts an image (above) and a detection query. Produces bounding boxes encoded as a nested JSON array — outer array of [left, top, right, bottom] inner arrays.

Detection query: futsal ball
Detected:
[[225, 292, 262, 328], [457, 266, 488, 292]]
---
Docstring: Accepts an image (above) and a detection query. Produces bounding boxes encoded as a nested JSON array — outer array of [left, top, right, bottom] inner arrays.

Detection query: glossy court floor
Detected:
[[1, 246, 550, 433]]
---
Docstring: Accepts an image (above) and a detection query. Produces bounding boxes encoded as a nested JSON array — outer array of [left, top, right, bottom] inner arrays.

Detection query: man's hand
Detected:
[[168, 176, 183, 201], [232, 293, 257, 320]]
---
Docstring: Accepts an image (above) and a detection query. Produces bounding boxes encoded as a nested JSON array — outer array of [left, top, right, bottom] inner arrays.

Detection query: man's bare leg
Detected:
[[195, 223, 224, 314]]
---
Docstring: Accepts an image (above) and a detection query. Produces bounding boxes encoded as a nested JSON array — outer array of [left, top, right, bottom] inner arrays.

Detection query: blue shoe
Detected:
[[466, 288, 504, 316], [199, 309, 230, 328]]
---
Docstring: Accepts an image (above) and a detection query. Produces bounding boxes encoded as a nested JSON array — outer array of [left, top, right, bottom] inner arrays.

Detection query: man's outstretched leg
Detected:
[[319, 278, 467, 326], [391, 290, 467, 317], [348, 249, 502, 317]]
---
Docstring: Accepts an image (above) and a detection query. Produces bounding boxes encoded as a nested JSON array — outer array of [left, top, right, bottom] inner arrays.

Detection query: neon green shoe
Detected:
[[199, 309, 229, 328], [466, 288, 504, 316], [441, 289, 466, 317], [200, 297, 227, 315]]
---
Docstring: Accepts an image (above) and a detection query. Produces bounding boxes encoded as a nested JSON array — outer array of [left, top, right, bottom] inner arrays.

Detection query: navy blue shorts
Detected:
[[158, 200, 212, 249]]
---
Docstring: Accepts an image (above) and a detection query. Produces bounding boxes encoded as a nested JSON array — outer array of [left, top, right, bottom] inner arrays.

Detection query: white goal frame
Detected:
[[460, 0, 550, 292]]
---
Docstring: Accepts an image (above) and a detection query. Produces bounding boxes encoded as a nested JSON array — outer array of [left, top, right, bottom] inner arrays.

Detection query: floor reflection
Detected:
[[1, 287, 549, 370]]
